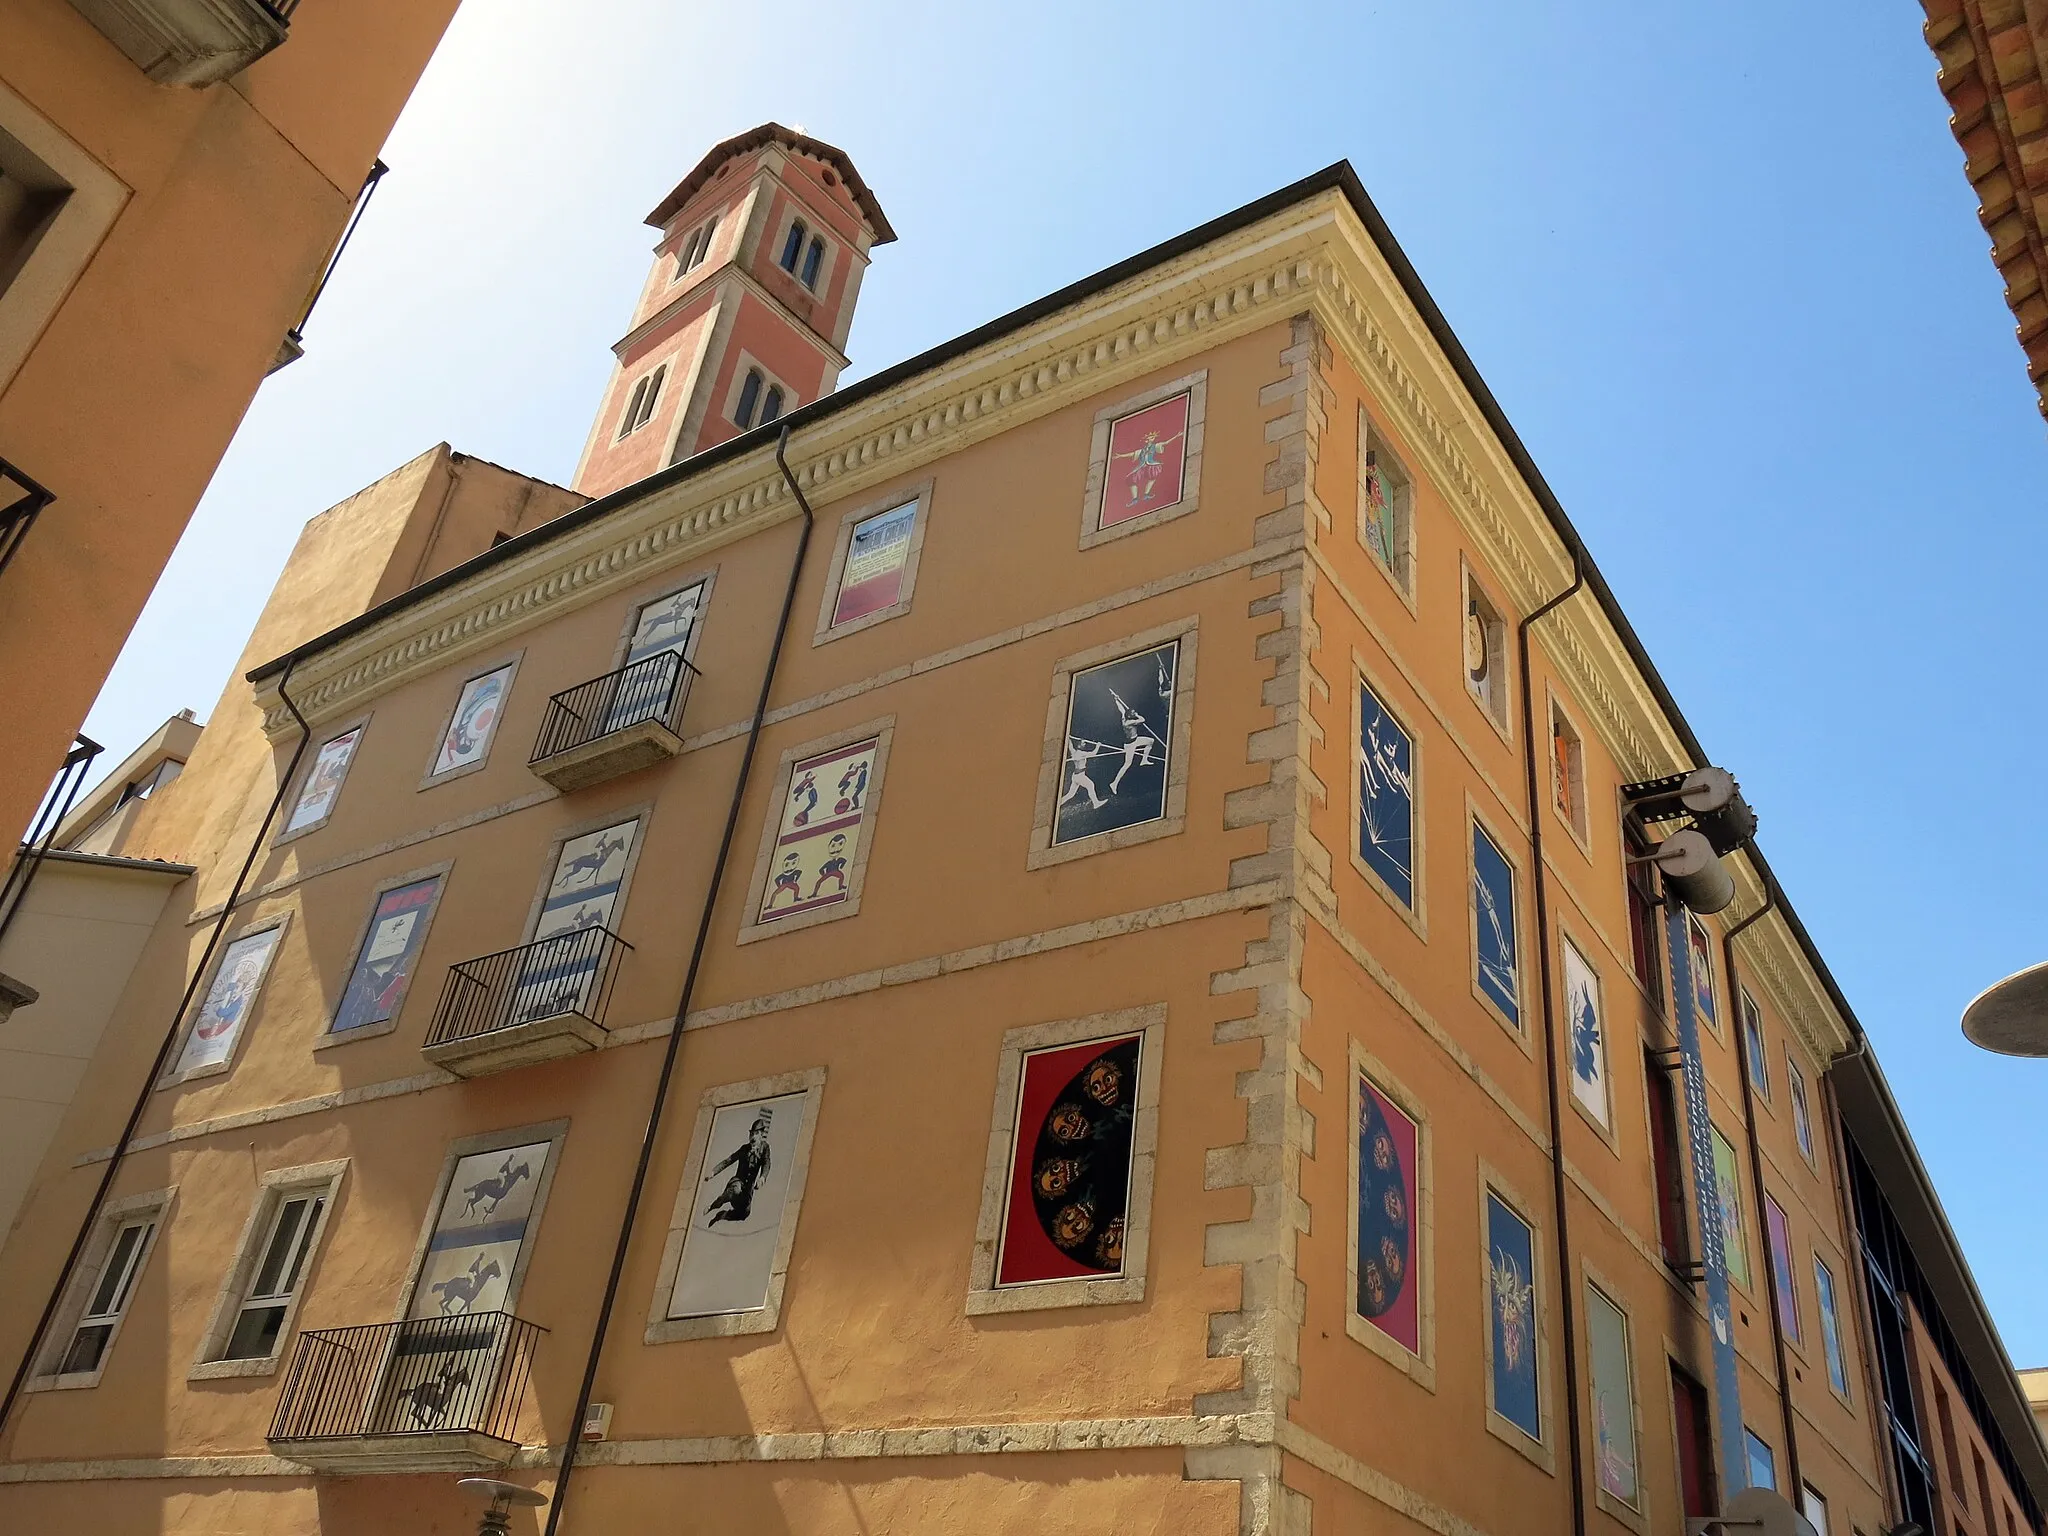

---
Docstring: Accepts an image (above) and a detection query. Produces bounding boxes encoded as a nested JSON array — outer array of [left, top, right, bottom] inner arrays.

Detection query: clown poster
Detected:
[[1098, 392, 1190, 529], [285, 726, 361, 835], [758, 739, 878, 923]]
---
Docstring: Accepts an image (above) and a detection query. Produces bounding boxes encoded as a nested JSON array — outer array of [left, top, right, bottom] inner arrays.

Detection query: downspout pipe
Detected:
[[1515, 550, 1588, 1536], [545, 425, 815, 1535], [0, 662, 313, 1439], [1721, 869, 1800, 1497]]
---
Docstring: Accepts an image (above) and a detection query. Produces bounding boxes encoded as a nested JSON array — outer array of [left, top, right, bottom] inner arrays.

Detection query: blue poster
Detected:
[[332, 876, 442, 1035], [1357, 682, 1414, 906], [1053, 642, 1177, 844], [1666, 902, 1749, 1494], [1486, 1191, 1541, 1440], [1471, 823, 1520, 1024]]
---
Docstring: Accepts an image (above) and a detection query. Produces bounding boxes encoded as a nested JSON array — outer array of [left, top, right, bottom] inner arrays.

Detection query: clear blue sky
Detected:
[[85, 1, 2048, 1362]]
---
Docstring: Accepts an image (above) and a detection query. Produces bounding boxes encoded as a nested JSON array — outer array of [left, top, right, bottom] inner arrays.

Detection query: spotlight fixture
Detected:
[[1621, 765, 1757, 916]]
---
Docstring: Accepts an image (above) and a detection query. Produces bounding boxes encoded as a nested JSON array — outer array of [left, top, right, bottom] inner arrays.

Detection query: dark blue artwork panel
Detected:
[[1471, 822, 1520, 1025], [1357, 682, 1414, 906], [1487, 1191, 1542, 1441], [1053, 642, 1178, 845]]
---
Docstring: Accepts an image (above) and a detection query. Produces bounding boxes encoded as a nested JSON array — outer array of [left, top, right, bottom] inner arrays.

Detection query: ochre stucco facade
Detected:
[[0, 148, 2037, 1536]]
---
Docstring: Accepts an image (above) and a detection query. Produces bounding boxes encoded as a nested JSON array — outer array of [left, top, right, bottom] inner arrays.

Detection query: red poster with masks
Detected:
[[996, 1034, 1141, 1286]]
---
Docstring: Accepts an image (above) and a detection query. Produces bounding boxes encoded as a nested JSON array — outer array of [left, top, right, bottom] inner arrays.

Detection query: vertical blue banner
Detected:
[[1665, 902, 1748, 1498]]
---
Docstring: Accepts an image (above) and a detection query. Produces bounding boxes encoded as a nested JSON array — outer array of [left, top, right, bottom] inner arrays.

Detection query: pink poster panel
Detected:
[[1098, 392, 1191, 529], [1356, 1074, 1421, 1354]]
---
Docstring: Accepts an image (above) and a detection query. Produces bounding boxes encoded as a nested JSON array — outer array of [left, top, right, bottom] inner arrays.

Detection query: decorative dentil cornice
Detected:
[[251, 189, 1853, 1061]]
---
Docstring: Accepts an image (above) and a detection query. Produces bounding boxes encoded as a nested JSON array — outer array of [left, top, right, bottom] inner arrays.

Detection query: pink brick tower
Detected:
[[571, 124, 895, 498]]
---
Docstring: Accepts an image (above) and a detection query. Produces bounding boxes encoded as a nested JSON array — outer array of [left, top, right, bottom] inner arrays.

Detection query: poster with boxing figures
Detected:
[[757, 739, 878, 923]]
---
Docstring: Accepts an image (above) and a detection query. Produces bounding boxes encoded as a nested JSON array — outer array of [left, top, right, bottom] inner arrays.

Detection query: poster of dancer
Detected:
[[430, 663, 514, 778], [1098, 392, 1190, 530], [174, 926, 283, 1074], [1052, 642, 1177, 846], [757, 739, 878, 924], [667, 1091, 807, 1318], [1471, 822, 1521, 1026], [1356, 682, 1415, 907]]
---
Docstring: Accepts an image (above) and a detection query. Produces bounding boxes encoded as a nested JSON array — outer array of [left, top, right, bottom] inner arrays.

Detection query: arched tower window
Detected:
[[616, 362, 666, 438], [779, 220, 807, 273], [735, 368, 763, 429], [760, 386, 785, 425], [800, 235, 825, 290]]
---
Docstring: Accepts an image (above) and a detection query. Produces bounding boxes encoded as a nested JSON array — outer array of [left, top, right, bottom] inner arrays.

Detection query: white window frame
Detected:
[[190, 1160, 347, 1379], [30, 1186, 175, 1391]]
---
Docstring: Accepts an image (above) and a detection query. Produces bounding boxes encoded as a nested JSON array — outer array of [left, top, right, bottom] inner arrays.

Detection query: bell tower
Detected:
[[570, 125, 895, 499]]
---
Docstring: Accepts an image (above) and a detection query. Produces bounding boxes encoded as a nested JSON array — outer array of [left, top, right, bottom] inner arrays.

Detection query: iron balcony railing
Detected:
[[424, 926, 632, 1051], [0, 457, 55, 585], [268, 1311, 544, 1448], [531, 651, 697, 765]]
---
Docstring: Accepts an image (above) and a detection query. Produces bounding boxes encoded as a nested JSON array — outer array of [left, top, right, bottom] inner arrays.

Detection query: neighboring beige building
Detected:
[[0, 137, 2041, 1536], [1, 0, 468, 862]]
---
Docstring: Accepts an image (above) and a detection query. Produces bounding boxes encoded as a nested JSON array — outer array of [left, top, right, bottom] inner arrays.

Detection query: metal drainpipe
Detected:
[[1514, 550, 1588, 1536], [0, 661, 313, 1438], [1721, 867, 1801, 1496], [544, 425, 815, 1535]]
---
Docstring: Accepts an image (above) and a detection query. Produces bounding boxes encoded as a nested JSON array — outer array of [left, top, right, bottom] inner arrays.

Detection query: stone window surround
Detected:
[[1346, 1040, 1437, 1389], [417, 649, 525, 792], [27, 1185, 177, 1392], [1478, 1160, 1556, 1473], [1026, 617, 1198, 871], [1580, 1256, 1651, 1534], [312, 857, 455, 1050], [1459, 555, 1514, 746], [964, 1004, 1165, 1316], [724, 347, 795, 430], [187, 1158, 348, 1381], [1350, 649, 1428, 940], [1076, 368, 1207, 551], [156, 905, 296, 1090], [644, 1067, 827, 1344], [811, 478, 935, 645], [603, 564, 719, 723], [390, 1119, 570, 1324], [1355, 400, 1419, 611], [273, 713, 373, 847], [0, 81, 128, 396], [616, 357, 671, 441], [734, 717, 894, 945], [1545, 685, 1592, 857]]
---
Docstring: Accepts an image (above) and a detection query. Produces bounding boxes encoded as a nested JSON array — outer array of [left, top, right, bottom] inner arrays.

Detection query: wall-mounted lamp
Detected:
[[1622, 766, 1758, 915]]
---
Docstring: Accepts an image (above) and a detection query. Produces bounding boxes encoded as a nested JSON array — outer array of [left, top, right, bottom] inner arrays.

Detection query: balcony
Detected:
[[267, 1311, 544, 1474], [528, 651, 697, 792], [421, 927, 631, 1078], [64, 0, 297, 86]]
